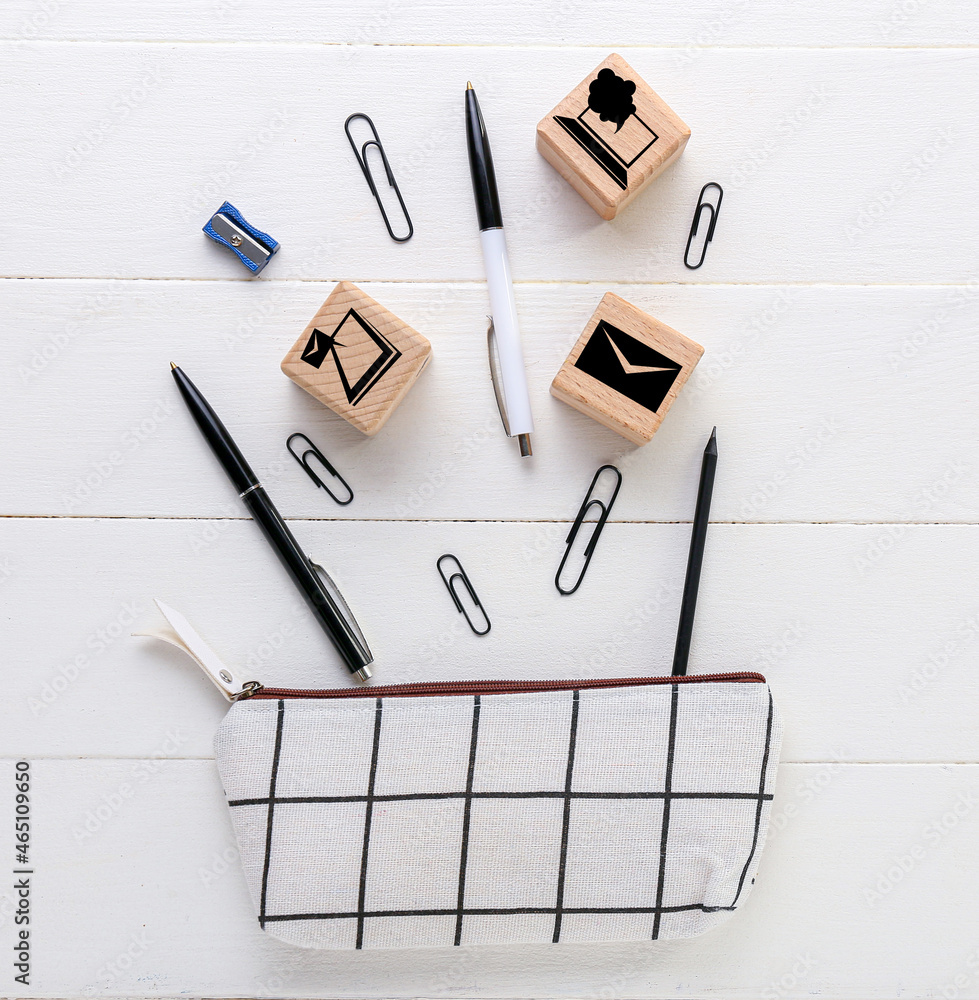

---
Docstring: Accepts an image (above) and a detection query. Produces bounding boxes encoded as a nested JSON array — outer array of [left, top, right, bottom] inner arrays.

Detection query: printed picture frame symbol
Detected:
[[554, 68, 659, 190], [300, 308, 403, 406]]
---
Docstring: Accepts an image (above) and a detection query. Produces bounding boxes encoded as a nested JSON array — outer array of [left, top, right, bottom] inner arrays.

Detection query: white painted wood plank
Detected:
[[3, 758, 977, 998], [1, 44, 975, 282], [1, 0, 975, 47], [4, 518, 978, 762], [3, 279, 977, 523]]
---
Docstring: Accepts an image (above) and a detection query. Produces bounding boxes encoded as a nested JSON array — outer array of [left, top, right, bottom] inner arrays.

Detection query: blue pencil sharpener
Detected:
[[203, 202, 279, 274]]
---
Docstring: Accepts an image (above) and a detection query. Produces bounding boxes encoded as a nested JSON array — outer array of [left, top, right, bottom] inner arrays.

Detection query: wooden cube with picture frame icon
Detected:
[[550, 292, 704, 445], [281, 281, 432, 436], [536, 52, 691, 220]]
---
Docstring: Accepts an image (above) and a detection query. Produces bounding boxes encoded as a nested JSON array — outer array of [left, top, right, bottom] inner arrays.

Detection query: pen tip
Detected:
[[169, 361, 178, 371], [466, 81, 473, 90]]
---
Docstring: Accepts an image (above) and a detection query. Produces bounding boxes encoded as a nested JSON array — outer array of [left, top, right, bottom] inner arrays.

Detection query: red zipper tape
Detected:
[[249, 672, 766, 701]]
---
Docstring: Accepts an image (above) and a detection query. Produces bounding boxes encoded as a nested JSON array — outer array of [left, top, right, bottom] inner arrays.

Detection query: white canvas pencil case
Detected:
[[213, 672, 781, 951], [143, 603, 781, 952]]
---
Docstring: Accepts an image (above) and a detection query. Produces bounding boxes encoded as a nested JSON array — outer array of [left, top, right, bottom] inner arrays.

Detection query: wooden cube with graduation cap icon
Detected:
[[551, 293, 704, 445], [281, 281, 431, 436], [536, 52, 690, 220]]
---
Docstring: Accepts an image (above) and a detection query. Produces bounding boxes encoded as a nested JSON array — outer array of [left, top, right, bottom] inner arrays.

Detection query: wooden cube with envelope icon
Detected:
[[550, 292, 703, 445], [536, 52, 691, 220], [281, 281, 431, 436]]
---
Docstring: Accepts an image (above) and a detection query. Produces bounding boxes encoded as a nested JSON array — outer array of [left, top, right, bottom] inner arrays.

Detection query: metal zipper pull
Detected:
[[134, 599, 263, 701]]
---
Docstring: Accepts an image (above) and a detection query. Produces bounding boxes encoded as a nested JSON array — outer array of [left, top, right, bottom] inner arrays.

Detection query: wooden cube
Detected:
[[281, 281, 431, 436], [536, 53, 691, 220], [551, 293, 703, 445]]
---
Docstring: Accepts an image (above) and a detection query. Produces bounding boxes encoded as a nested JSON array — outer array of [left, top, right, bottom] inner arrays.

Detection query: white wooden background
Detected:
[[1, 1, 978, 997]]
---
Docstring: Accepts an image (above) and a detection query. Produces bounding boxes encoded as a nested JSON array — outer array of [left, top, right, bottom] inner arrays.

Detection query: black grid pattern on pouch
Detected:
[[244, 689, 775, 946]]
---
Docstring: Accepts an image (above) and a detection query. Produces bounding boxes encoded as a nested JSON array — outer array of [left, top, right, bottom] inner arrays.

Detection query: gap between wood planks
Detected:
[[2, 39, 978, 50], [3, 277, 979, 288], [1, 515, 977, 526]]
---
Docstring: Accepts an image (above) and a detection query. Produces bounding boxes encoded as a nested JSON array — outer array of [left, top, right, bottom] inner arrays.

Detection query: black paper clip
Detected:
[[684, 182, 723, 270], [286, 432, 354, 506], [437, 554, 491, 636], [555, 465, 623, 596], [344, 113, 414, 243]]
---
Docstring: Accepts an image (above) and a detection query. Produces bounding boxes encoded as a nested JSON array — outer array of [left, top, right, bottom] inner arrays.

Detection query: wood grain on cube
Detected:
[[536, 52, 691, 220], [281, 280, 431, 436], [551, 292, 704, 444]]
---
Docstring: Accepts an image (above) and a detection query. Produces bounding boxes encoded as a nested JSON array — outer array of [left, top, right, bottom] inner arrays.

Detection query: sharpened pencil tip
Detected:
[[170, 362, 178, 371], [466, 81, 473, 90], [705, 426, 717, 454]]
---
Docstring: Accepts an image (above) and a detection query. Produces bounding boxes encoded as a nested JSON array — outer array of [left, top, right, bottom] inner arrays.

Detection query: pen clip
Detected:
[[486, 319, 511, 436], [309, 559, 373, 663]]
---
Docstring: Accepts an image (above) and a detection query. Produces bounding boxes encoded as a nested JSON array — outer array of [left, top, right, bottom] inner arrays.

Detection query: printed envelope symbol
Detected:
[[574, 320, 682, 413], [301, 327, 342, 369]]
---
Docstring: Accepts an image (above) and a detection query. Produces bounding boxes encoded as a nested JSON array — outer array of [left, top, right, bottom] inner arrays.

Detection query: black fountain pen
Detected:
[[170, 364, 373, 682]]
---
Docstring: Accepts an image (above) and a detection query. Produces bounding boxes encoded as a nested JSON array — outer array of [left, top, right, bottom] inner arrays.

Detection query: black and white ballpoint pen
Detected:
[[465, 82, 535, 458]]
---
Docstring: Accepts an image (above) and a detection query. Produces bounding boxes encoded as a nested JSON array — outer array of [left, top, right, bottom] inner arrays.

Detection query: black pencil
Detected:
[[671, 428, 718, 677]]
